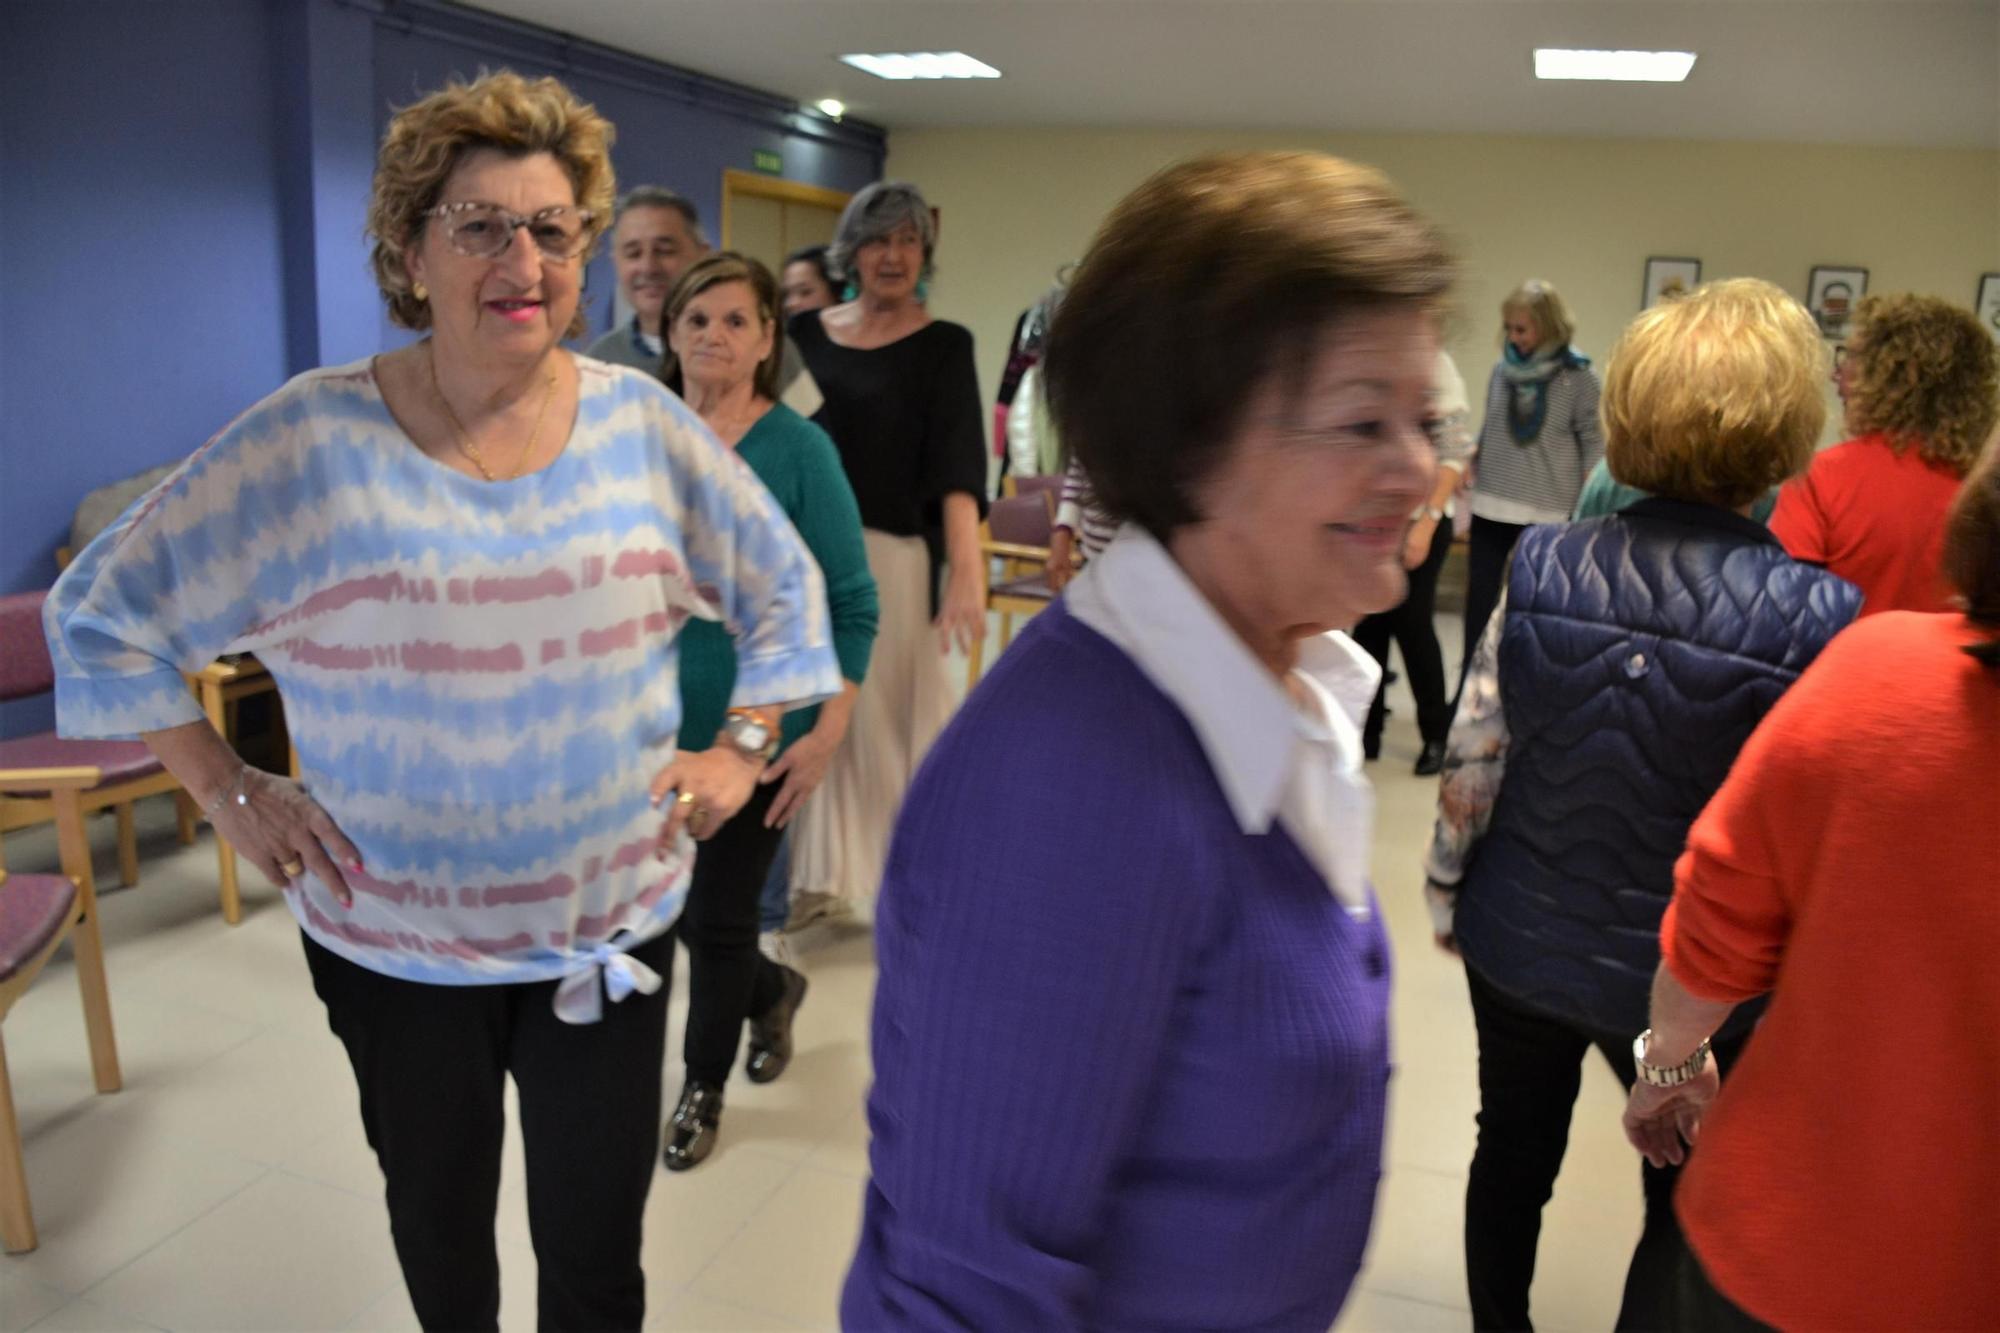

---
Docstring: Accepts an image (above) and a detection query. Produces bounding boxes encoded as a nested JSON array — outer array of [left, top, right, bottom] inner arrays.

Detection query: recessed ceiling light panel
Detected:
[[839, 52, 1002, 81], [1533, 49, 1697, 82]]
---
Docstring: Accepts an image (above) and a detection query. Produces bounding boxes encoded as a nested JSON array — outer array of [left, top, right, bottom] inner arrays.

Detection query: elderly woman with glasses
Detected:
[[786, 180, 987, 925], [43, 73, 839, 1333]]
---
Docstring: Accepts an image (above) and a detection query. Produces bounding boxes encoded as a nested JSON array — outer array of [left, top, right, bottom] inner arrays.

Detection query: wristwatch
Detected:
[[719, 707, 779, 763], [1419, 505, 1447, 522], [1633, 1030, 1712, 1087]]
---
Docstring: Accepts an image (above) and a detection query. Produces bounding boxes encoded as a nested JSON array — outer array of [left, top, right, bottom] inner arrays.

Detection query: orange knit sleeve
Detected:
[[1662, 623, 1857, 1001]]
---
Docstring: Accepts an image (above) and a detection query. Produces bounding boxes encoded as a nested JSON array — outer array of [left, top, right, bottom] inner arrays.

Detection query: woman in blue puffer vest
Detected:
[[1422, 278, 1863, 1332]]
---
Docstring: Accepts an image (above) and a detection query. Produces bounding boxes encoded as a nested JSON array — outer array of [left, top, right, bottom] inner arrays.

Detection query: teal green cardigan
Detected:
[[679, 404, 879, 755], [1573, 457, 1779, 526]]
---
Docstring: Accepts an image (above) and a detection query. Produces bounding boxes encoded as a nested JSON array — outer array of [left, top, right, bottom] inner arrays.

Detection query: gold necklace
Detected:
[[429, 344, 557, 482]]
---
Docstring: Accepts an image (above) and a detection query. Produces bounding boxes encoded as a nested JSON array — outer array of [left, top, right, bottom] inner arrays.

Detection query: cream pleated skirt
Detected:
[[790, 530, 956, 903]]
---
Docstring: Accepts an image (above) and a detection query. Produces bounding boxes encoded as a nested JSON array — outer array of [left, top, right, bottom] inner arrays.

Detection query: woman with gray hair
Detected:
[[786, 180, 987, 923]]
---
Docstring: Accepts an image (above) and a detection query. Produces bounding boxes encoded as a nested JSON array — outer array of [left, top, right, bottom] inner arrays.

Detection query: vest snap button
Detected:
[[1625, 651, 1649, 678]]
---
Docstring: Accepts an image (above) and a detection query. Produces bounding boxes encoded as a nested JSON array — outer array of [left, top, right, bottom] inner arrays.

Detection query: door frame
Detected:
[[719, 170, 854, 254]]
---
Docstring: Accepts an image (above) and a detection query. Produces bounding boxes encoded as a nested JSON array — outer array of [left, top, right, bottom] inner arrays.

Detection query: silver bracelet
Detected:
[[202, 764, 251, 820]]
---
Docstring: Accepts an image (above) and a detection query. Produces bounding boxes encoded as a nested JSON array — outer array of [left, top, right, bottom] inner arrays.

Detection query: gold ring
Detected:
[[279, 858, 305, 878], [676, 791, 697, 807]]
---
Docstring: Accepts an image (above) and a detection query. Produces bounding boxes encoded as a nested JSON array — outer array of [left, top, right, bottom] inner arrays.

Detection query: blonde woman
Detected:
[[1423, 279, 1860, 1329], [44, 74, 839, 1331], [1462, 280, 1603, 675]]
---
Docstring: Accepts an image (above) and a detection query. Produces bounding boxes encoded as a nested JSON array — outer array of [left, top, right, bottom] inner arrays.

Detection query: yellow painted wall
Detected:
[[889, 128, 2000, 446]]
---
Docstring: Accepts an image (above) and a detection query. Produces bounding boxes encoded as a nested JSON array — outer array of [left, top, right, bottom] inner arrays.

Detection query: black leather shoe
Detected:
[[662, 1080, 723, 1172], [745, 965, 808, 1085], [1414, 740, 1446, 777]]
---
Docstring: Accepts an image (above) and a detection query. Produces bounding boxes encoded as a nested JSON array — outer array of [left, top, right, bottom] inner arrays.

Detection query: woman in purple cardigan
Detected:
[[841, 152, 1454, 1330]]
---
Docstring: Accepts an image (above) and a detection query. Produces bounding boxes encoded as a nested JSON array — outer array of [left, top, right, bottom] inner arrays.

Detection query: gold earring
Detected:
[[413, 282, 428, 302]]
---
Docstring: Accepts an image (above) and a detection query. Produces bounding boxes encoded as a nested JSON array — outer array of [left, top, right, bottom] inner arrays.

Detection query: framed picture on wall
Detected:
[[1808, 266, 1868, 339], [1977, 273, 2000, 340], [1642, 257, 1701, 308]]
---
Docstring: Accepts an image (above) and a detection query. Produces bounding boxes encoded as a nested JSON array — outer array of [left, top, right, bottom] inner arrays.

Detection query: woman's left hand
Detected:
[[650, 747, 763, 848], [1621, 1065, 1721, 1168], [934, 568, 987, 655], [1403, 516, 1439, 571], [761, 727, 839, 830]]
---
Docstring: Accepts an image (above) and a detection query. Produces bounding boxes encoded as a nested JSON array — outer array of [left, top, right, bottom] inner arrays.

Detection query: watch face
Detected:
[[732, 718, 771, 750]]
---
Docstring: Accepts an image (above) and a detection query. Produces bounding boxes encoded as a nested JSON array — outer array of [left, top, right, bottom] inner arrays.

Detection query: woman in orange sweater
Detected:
[[1622, 435, 2000, 1329], [1770, 293, 1996, 614]]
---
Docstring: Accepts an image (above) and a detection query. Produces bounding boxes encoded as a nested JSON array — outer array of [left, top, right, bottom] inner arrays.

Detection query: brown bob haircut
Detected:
[[367, 71, 616, 339], [1844, 294, 1999, 475], [657, 253, 785, 403], [1943, 430, 2000, 666], [1602, 278, 1826, 509], [1042, 151, 1454, 539]]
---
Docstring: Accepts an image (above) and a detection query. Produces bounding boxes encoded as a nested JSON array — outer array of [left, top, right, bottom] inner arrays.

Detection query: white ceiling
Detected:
[[464, 0, 2000, 149]]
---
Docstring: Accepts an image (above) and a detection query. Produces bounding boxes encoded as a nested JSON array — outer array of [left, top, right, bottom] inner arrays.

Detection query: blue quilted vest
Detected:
[[1453, 499, 1861, 1037]]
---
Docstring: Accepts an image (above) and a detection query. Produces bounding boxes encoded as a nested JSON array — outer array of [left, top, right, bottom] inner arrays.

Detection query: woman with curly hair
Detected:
[[1772, 293, 1999, 613], [43, 72, 841, 1330]]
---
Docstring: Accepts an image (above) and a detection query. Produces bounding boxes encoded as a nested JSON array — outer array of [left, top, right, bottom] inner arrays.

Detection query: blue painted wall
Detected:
[[1, 0, 885, 736]]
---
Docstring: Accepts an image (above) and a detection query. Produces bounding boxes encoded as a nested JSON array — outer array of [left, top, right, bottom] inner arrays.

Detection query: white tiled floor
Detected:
[[0, 625, 1645, 1331]]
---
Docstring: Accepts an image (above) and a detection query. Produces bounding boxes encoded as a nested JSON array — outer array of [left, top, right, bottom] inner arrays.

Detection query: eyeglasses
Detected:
[[424, 202, 598, 262]]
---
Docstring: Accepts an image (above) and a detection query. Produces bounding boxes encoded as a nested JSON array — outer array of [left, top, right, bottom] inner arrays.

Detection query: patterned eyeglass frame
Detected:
[[423, 201, 599, 261]]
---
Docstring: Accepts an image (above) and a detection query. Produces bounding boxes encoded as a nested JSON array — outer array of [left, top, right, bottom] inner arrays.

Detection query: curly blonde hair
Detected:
[[1844, 294, 1999, 475], [367, 71, 616, 339], [1603, 278, 1826, 509]]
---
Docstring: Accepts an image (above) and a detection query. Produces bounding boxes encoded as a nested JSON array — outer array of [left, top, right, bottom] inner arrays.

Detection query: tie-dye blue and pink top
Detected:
[[45, 356, 842, 1015]]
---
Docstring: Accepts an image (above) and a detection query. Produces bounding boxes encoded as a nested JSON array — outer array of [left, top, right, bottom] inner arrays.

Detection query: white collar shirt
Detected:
[[1064, 525, 1382, 918]]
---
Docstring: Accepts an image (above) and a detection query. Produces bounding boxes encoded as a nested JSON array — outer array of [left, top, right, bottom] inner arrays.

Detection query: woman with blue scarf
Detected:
[[1461, 281, 1603, 679]]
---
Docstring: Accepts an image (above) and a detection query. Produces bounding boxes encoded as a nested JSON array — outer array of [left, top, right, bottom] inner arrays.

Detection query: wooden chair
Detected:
[[966, 491, 1059, 688], [0, 592, 203, 910], [1000, 473, 1064, 505], [186, 656, 295, 924], [0, 769, 122, 1253]]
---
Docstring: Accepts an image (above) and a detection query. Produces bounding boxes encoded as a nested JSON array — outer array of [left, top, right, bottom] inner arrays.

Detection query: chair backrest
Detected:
[[1011, 474, 1063, 505], [987, 492, 1055, 549], [0, 592, 55, 704]]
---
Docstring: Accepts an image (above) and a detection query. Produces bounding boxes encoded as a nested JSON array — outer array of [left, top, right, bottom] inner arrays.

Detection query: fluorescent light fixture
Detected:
[[816, 98, 846, 119], [1534, 48, 1696, 82], [839, 51, 1002, 81]]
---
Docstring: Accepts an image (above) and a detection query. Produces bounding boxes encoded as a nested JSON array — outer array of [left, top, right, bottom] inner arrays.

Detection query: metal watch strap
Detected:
[[1633, 1030, 1711, 1088], [721, 708, 778, 762]]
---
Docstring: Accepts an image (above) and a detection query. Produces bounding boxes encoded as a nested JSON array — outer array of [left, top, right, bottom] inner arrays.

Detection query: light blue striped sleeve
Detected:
[[649, 389, 843, 716], [44, 389, 301, 740]]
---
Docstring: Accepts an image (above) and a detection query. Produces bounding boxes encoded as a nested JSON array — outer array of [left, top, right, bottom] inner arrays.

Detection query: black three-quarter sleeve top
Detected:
[[790, 311, 989, 606]]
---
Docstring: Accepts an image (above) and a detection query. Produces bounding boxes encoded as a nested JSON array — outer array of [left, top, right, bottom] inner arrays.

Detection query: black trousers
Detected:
[[1461, 516, 1529, 683], [305, 929, 673, 1333], [1677, 1249, 1779, 1333], [1352, 514, 1456, 749], [1463, 964, 1747, 1332], [678, 781, 790, 1087]]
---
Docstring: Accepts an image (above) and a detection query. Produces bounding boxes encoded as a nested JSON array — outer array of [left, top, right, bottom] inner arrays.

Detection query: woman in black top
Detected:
[[787, 180, 987, 923]]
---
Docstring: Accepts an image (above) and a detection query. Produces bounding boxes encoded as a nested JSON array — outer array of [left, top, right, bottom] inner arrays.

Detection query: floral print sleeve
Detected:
[[1423, 591, 1511, 930]]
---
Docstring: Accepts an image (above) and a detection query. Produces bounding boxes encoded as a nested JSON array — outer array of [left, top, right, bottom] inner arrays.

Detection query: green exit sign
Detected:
[[752, 150, 783, 175]]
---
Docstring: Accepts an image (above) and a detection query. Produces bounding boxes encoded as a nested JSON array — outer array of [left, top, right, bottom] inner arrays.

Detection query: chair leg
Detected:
[[51, 797, 120, 1094], [215, 833, 243, 926], [1000, 611, 1016, 650], [114, 803, 139, 889], [0, 1035, 37, 1254], [174, 790, 198, 846]]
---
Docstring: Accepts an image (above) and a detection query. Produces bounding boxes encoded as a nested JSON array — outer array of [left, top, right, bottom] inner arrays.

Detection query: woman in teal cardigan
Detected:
[[653, 253, 878, 1170]]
